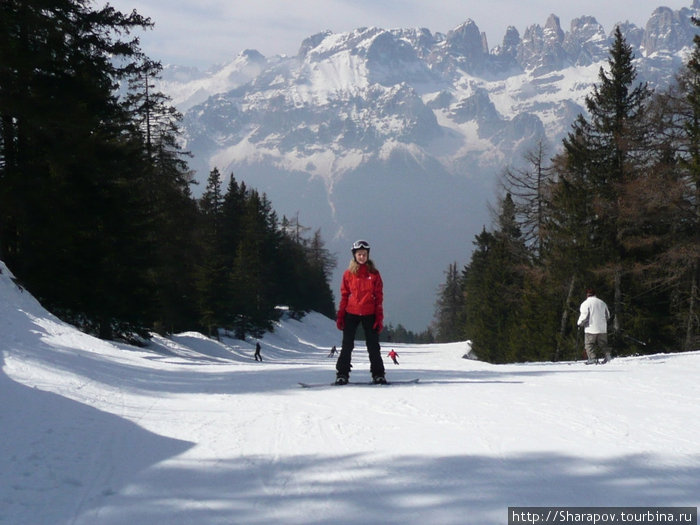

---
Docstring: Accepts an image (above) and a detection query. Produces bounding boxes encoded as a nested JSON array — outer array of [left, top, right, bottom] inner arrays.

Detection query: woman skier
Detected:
[[335, 240, 386, 385]]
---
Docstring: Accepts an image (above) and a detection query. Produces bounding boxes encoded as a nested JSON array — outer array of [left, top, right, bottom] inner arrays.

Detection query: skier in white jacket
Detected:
[[577, 289, 612, 364]]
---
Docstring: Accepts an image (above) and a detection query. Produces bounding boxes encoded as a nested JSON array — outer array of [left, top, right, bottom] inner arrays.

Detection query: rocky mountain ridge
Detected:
[[159, 2, 700, 330]]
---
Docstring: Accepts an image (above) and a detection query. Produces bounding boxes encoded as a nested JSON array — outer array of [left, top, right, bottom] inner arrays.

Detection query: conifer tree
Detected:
[[196, 168, 230, 336], [229, 190, 279, 337], [462, 229, 503, 363], [301, 229, 337, 317], [433, 262, 464, 342], [124, 58, 198, 334], [548, 27, 653, 353], [462, 194, 529, 362]]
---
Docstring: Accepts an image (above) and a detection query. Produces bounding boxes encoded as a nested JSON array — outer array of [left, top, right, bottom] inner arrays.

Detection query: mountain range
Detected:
[[157, 1, 700, 331]]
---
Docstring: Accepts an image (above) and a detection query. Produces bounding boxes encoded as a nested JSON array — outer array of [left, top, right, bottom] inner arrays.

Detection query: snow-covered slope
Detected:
[[1, 261, 698, 524]]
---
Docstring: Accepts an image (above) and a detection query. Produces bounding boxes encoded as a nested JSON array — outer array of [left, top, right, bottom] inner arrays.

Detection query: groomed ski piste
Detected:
[[1, 260, 698, 525]]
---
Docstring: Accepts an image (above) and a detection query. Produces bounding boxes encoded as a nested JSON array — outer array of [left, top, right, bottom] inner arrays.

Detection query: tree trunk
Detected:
[[685, 260, 698, 351], [555, 274, 576, 361], [613, 265, 622, 335]]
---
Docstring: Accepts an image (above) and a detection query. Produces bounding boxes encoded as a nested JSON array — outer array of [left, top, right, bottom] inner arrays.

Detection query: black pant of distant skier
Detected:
[[254, 342, 262, 362]]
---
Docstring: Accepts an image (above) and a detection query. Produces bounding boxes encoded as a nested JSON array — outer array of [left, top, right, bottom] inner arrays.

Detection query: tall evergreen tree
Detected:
[[301, 229, 337, 318], [462, 194, 529, 362], [124, 57, 198, 334], [229, 190, 279, 337], [433, 262, 464, 342], [548, 27, 653, 353], [196, 168, 230, 336]]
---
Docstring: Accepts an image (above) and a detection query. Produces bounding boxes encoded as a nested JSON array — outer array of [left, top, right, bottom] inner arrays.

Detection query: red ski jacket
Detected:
[[338, 264, 384, 319]]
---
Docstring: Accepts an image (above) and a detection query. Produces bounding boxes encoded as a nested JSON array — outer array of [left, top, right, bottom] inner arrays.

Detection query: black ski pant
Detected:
[[336, 313, 385, 378]]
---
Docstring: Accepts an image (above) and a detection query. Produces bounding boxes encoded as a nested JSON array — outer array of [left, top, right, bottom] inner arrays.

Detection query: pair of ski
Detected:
[[299, 378, 419, 388]]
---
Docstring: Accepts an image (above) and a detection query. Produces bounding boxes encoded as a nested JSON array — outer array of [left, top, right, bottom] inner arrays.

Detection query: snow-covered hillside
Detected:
[[1, 260, 698, 524]]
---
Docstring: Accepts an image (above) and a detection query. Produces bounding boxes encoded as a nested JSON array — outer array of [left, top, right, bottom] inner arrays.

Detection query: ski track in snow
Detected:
[[1, 262, 699, 524]]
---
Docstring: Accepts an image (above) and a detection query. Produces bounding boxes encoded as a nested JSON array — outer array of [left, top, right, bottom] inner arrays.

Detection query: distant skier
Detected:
[[335, 240, 386, 385], [577, 289, 611, 364], [254, 342, 262, 362], [388, 349, 399, 365], [328, 345, 337, 357]]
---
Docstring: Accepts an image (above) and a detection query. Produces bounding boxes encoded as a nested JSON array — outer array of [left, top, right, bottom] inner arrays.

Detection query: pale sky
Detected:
[[101, 0, 695, 67]]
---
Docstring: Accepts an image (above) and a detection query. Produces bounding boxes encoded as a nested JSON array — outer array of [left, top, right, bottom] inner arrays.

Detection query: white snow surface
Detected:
[[1, 259, 698, 525]]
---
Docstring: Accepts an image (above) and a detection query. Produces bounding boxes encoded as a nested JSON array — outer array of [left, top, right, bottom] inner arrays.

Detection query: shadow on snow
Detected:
[[76, 450, 700, 525]]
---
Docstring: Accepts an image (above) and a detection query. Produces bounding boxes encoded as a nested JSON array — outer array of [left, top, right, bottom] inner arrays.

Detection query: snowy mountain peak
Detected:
[[544, 14, 565, 40], [164, 2, 699, 330], [642, 5, 698, 55], [160, 48, 268, 110]]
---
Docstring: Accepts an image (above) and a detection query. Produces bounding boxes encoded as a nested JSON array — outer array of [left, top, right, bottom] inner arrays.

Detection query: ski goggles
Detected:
[[352, 240, 370, 251]]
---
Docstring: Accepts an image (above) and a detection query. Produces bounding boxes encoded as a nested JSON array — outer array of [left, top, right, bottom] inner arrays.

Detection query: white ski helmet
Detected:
[[351, 239, 370, 254]]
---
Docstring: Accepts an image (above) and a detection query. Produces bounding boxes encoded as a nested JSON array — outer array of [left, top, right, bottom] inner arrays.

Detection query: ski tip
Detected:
[[388, 378, 420, 384]]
